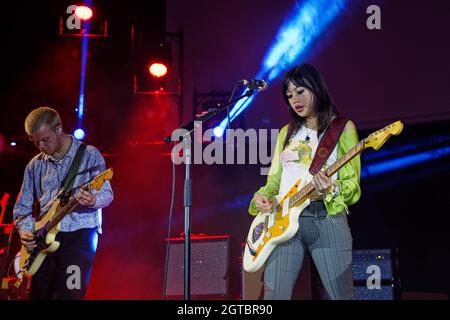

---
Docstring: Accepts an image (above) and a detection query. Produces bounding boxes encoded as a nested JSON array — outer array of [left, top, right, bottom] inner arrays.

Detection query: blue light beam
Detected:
[[215, 0, 348, 134], [78, 34, 89, 122], [361, 146, 450, 178]]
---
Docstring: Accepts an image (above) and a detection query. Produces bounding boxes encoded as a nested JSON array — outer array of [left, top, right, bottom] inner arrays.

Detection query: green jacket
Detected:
[[248, 124, 361, 216]]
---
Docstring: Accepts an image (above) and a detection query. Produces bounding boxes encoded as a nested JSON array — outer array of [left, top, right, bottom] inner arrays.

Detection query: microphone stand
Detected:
[[164, 88, 256, 300]]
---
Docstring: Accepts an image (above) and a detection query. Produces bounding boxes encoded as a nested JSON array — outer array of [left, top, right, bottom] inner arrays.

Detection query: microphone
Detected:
[[239, 79, 268, 91]]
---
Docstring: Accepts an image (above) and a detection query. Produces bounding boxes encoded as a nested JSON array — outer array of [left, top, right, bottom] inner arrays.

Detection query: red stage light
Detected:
[[75, 6, 93, 21], [148, 63, 168, 78]]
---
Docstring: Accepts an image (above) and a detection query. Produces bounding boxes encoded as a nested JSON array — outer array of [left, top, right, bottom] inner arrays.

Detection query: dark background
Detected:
[[0, 0, 449, 299]]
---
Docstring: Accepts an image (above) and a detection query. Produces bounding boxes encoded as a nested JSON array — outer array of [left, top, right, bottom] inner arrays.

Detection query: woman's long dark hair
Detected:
[[281, 64, 339, 149]]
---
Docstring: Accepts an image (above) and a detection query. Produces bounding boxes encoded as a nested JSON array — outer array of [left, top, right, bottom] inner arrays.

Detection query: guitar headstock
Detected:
[[88, 168, 114, 191], [363, 121, 404, 151]]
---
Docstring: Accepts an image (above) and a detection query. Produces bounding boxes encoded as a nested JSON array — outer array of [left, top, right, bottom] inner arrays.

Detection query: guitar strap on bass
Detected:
[[309, 117, 348, 175], [60, 143, 86, 202]]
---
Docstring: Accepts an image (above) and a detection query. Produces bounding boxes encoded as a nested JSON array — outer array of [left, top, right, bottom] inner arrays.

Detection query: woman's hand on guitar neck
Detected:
[[312, 171, 334, 195], [254, 194, 274, 213], [18, 229, 36, 251]]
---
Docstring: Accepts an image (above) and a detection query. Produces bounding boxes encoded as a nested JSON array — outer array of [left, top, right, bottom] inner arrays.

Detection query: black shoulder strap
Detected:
[[62, 143, 86, 193]]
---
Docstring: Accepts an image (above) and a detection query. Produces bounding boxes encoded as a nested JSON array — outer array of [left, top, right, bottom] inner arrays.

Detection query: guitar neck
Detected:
[[288, 141, 365, 208], [41, 168, 114, 232], [44, 196, 81, 232], [326, 141, 365, 177]]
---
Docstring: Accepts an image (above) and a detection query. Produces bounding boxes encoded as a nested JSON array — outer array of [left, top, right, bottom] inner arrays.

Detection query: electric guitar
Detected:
[[243, 121, 403, 273], [14, 168, 113, 286]]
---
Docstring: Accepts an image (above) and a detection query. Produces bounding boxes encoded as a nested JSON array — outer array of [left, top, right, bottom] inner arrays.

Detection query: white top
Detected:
[[279, 125, 338, 197]]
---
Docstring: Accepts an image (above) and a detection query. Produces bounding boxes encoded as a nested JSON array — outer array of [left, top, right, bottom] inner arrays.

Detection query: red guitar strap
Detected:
[[309, 117, 348, 175]]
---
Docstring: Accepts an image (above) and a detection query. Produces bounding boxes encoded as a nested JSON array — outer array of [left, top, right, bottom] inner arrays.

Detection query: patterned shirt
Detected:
[[13, 136, 113, 233], [279, 125, 338, 197]]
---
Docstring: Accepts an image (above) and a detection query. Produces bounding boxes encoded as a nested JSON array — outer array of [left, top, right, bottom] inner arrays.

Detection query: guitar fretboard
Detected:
[[44, 197, 80, 232], [44, 185, 91, 232]]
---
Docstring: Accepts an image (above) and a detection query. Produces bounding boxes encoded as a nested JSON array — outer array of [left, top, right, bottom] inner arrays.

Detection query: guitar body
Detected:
[[243, 176, 311, 273], [18, 200, 62, 276], [18, 241, 60, 276]]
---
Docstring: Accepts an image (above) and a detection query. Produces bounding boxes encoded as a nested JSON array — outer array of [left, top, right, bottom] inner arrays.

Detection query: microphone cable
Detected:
[[162, 160, 176, 299]]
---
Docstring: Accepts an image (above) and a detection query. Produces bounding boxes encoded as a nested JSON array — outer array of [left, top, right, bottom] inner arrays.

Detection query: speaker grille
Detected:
[[166, 237, 230, 298]]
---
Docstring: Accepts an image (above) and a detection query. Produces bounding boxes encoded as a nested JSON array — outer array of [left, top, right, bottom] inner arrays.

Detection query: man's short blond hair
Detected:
[[24, 107, 62, 135]]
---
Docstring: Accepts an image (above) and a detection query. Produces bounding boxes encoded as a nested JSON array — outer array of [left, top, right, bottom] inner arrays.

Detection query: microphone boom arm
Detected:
[[164, 88, 256, 144]]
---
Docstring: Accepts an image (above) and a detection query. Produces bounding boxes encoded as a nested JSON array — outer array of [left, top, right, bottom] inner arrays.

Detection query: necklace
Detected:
[[304, 127, 313, 142]]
